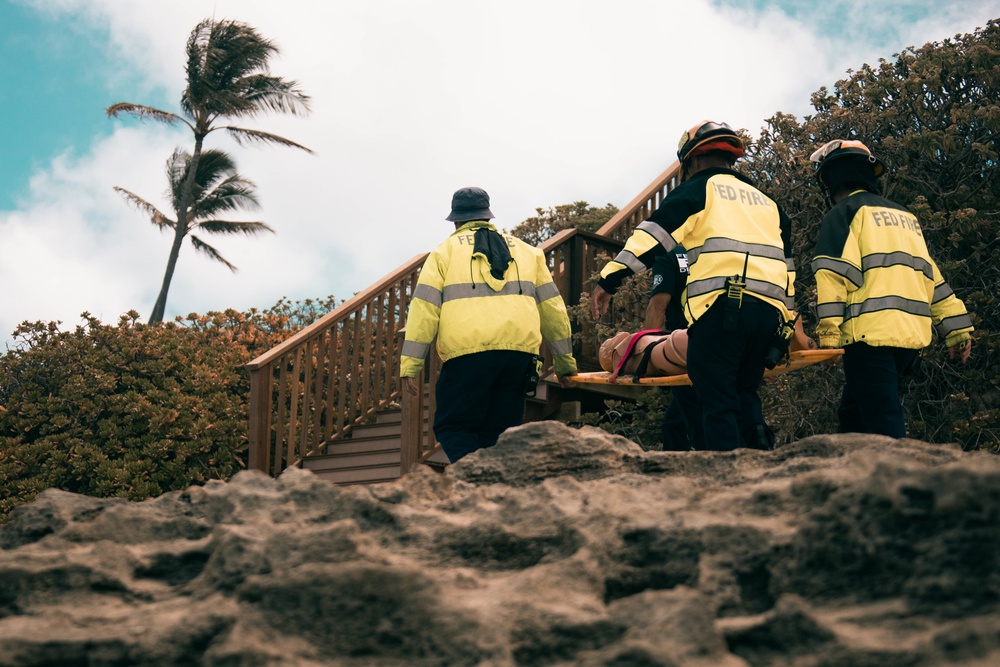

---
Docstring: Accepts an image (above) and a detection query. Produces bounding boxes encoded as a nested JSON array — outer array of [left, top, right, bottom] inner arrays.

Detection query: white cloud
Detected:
[[3, 127, 171, 342], [3, 0, 995, 348]]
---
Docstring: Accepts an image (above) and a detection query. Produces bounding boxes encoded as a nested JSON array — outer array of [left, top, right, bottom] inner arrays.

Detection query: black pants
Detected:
[[839, 342, 918, 438], [661, 385, 703, 451], [686, 295, 778, 451], [433, 350, 535, 462]]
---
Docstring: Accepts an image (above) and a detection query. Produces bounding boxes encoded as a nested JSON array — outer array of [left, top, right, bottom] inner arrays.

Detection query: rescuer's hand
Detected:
[[591, 286, 612, 320], [402, 376, 420, 396], [789, 318, 817, 352], [557, 372, 577, 388], [949, 338, 972, 363]]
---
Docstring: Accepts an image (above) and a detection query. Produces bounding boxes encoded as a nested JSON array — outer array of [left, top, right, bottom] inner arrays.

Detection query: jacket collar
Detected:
[[453, 220, 497, 235]]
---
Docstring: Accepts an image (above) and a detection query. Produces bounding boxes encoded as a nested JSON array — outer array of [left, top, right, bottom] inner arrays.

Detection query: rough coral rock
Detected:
[[1, 422, 998, 666]]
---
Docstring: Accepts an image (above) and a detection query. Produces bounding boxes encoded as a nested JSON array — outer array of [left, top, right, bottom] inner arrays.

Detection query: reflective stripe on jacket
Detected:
[[811, 190, 974, 349], [400, 221, 577, 377], [598, 168, 795, 325]]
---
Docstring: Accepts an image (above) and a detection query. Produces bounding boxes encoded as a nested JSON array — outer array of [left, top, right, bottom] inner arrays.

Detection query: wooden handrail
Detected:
[[248, 160, 683, 478], [247, 254, 428, 371], [597, 160, 682, 242]]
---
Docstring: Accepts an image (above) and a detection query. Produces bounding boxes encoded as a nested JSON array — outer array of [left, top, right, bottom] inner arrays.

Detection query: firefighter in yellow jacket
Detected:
[[592, 121, 798, 451], [400, 187, 578, 462], [810, 139, 974, 437]]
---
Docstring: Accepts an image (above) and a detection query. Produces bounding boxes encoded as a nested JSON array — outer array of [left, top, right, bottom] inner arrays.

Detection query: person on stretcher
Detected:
[[600, 321, 814, 383]]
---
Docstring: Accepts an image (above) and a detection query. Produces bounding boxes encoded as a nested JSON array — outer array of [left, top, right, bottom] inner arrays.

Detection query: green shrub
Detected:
[[0, 297, 336, 522]]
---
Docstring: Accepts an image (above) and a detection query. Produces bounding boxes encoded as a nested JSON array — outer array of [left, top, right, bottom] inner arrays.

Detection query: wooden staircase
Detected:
[[300, 408, 412, 485], [297, 379, 582, 483], [246, 161, 684, 483]]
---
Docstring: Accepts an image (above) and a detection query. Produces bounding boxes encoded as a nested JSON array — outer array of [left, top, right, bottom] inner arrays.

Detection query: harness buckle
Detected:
[[723, 274, 745, 332]]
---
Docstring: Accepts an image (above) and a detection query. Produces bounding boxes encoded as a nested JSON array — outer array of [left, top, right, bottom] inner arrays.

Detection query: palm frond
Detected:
[[203, 20, 276, 75], [220, 126, 314, 153], [195, 87, 309, 120], [195, 220, 275, 236], [164, 148, 191, 207], [193, 148, 238, 172], [162, 147, 265, 226], [183, 19, 234, 117], [113, 186, 175, 230], [166, 148, 248, 211], [192, 176, 261, 218], [106, 103, 190, 128], [192, 150, 240, 191], [189, 234, 238, 272], [183, 18, 285, 119], [227, 74, 311, 117]]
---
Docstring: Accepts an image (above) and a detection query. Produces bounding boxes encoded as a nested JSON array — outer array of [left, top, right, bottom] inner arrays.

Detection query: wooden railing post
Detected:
[[248, 363, 273, 473], [569, 233, 585, 310], [399, 370, 421, 475]]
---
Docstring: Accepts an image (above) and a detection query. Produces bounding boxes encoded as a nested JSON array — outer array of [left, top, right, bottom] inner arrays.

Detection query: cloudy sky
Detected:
[[1, 0, 997, 350]]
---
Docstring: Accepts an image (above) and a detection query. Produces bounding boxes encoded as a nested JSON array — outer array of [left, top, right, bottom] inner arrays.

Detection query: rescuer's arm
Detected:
[[644, 293, 671, 330], [535, 254, 578, 380], [400, 251, 446, 382], [927, 260, 974, 362]]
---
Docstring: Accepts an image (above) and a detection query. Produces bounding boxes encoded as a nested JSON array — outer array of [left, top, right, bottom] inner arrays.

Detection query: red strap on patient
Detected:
[[609, 329, 668, 381]]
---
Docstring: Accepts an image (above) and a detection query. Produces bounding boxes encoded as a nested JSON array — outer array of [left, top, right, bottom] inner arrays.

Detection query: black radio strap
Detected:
[[723, 252, 749, 332]]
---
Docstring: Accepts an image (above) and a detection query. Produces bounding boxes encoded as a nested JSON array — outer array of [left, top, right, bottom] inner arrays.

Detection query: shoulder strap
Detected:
[[631, 341, 660, 383]]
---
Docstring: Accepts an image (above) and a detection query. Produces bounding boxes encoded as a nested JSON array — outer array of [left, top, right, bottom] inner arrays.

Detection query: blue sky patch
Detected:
[[0, 2, 167, 209], [710, 0, 936, 48]]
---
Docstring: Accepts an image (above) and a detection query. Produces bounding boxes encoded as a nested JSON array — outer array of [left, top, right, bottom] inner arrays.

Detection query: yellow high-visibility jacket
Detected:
[[599, 168, 796, 325], [400, 221, 578, 378], [811, 190, 974, 349]]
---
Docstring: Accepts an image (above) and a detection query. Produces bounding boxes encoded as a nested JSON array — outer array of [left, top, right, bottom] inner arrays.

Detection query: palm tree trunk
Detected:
[[148, 134, 205, 324], [148, 224, 187, 323]]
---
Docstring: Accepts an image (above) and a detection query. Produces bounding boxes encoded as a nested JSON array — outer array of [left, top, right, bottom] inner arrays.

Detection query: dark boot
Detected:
[[744, 423, 775, 451]]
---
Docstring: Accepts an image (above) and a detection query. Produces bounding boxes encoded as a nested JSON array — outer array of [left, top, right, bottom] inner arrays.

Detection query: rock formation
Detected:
[[1, 422, 998, 666]]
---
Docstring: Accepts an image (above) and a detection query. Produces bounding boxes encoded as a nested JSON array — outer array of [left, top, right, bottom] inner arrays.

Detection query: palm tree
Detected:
[[107, 18, 312, 323], [116, 148, 273, 289]]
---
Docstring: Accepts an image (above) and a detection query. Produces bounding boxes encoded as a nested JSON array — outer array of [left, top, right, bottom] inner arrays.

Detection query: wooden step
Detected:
[[308, 465, 402, 485], [322, 436, 402, 456], [303, 447, 401, 472], [421, 446, 450, 472], [348, 421, 403, 439], [375, 410, 402, 424], [374, 408, 431, 423], [298, 402, 437, 486], [345, 416, 431, 440]]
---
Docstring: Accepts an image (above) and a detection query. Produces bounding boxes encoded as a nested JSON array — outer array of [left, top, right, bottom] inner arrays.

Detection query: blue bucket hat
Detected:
[[446, 187, 495, 222]]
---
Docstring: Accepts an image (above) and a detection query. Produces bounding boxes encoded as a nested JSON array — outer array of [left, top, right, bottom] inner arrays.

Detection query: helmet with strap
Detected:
[[810, 139, 885, 206], [677, 121, 745, 180], [677, 121, 745, 163]]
